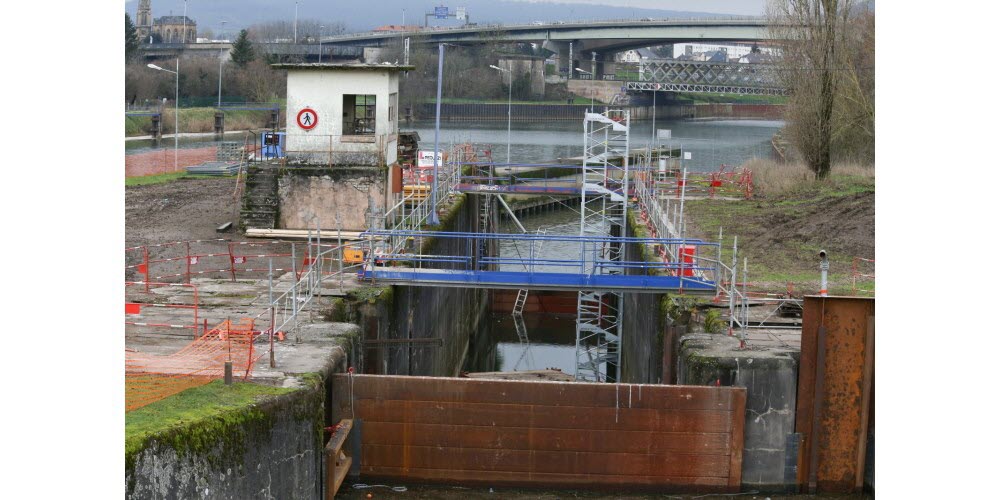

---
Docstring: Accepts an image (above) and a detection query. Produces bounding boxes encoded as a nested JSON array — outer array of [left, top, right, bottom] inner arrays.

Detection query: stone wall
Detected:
[[276, 167, 387, 231]]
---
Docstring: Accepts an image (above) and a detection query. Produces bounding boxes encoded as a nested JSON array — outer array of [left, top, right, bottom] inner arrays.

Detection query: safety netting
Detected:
[[125, 318, 260, 412]]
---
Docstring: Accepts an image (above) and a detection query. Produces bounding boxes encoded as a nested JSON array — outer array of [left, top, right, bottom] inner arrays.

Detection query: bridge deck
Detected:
[[358, 267, 716, 293]]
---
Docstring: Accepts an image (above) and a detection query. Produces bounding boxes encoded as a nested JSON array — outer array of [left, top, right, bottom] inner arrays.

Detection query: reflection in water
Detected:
[[464, 312, 578, 374], [466, 208, 589, 375]]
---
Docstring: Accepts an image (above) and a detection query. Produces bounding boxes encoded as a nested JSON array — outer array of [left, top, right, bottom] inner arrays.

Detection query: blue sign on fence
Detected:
[[435, 6, 449, 18]]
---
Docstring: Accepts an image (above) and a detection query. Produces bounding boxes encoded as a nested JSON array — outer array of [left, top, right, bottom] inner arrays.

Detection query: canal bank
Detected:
[[409, 102, 784, 123]]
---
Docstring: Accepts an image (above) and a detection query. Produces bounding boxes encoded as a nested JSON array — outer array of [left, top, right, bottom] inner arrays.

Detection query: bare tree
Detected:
[[768, 0, 867, 178], [248, 19, 346, 43]]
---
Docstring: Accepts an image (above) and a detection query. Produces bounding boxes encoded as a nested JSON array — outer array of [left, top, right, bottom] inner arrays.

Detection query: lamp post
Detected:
[[574, 68, 593, 111], [489, 63, 513, 165], [148, 60, 180, 171], [182, 0, 188, 43], [430, 43, 445, 225], [218, 21, 226, 107], [294, 1, 299, 43]]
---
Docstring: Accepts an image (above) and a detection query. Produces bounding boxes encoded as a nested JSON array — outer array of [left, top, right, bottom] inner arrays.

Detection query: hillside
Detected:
[[683, 161, 875, 296]]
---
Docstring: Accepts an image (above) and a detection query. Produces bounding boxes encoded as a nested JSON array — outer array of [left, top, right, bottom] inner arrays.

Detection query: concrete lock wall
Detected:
[[678, 334, 800, 492], [285, 69, 399, 165], [276, 168, 386, 231], [621, 220, 665, 384], [127, 381, 328, 500], [355, 195, 488, 377], [331, 374, 747, 492]]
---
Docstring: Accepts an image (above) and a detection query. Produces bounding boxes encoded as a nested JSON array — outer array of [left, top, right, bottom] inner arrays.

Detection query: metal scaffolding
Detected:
[[575, 110, 630, 382]]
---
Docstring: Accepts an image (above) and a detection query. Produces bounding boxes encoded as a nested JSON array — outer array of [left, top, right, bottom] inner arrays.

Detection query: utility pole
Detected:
[[430, 43, 445, 225], [182, 1, 188, 43]]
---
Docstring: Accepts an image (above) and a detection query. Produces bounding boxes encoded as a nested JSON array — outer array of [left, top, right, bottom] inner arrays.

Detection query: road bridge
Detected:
[[319, 18, 773, 52]]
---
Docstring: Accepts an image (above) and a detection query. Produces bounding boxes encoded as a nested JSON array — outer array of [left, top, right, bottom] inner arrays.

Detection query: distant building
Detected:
[[674, 42, 779, 62], [616, 48, 662, 63], [135, 0, 197, 44], [739, 52, 775, 64]]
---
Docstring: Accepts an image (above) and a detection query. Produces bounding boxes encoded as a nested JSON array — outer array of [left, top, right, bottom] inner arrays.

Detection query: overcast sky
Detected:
[[507, 0, 768, 16]]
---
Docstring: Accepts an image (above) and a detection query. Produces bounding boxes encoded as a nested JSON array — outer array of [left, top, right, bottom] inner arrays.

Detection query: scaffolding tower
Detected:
[[575, 110, 630, 382]]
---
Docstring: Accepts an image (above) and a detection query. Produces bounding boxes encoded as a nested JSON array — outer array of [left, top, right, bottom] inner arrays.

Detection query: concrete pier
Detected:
[[678, 332, 800, 492]]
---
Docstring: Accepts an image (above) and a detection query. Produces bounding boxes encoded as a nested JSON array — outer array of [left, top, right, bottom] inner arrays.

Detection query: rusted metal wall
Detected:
[[795, 296, 875, 493], [331, 374, 746, 492]]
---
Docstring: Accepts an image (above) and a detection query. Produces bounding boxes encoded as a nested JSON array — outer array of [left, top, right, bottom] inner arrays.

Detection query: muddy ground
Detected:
[[125, 177, 246, 248], [683, 177, 875, 294]]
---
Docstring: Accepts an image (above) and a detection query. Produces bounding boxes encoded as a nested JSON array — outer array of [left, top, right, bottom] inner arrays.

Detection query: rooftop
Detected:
[[271, 62, 415, 72], [155, 16, 196, 25]]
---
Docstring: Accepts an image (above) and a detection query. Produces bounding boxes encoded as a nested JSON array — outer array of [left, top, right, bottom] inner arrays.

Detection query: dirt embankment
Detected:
[[125, 177, 246, 248], [683, 171, 875, 294]]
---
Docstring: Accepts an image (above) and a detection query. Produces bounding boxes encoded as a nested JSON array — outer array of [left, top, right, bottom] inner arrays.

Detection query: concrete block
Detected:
[[678, 333, 800, 492]]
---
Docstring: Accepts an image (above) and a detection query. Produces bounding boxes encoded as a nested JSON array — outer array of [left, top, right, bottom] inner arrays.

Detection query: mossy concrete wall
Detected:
[[678, 333, 799, 492], [621, 211, 667, 384], [620, 213, 665, 384], [127, 349, 349, 500]]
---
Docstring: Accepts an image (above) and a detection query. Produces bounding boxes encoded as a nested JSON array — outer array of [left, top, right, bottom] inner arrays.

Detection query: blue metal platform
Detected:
[[356, 230, 720, 294], [357, 267, 716, 293]]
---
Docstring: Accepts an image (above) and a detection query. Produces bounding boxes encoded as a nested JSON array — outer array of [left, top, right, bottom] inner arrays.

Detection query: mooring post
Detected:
[[269, 257, 275, 368]]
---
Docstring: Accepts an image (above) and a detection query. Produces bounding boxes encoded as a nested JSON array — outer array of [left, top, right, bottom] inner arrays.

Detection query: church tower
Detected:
[[136, 0, 153, 41]]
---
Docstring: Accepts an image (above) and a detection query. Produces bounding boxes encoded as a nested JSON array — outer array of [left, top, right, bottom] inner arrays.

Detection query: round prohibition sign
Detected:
[[296, 107, 318, 130]]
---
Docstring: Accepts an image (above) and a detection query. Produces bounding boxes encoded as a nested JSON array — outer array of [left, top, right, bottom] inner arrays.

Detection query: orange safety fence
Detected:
[[126, 239, 345, 287], [125, 318, 261, 412], [852, 257, 875, 296], [649, 164, 755, 200], [125, 146, 219, 178]]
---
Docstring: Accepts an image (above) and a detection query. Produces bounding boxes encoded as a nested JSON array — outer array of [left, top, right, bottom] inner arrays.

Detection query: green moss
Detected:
[[326, 297, 349, 322], [125, 381, 296, 492], [348, 285, 392, 304]]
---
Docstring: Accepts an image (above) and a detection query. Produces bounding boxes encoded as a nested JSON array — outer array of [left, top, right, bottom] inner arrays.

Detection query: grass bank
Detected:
[[673, 92, 788, 105], [683, 159, 874, 295], [125, 107, 281, 137], [125, 172, 227, 186], [125, 380, 294, 464]]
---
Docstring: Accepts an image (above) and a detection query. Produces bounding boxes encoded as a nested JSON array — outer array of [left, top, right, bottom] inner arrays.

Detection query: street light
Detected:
[[489, 64, 513, 165], [218, 21, 227, 107], [148, 61, 180, 172], [574, 68, 594, 111], [319, 25, 324, 63]]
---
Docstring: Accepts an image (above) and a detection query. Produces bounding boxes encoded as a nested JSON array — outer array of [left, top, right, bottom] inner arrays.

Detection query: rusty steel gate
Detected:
[[331, 374, 746, 492]]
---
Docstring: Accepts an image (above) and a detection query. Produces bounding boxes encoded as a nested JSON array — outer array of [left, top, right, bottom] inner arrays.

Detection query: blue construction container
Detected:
[[260, 132, 286, 159]]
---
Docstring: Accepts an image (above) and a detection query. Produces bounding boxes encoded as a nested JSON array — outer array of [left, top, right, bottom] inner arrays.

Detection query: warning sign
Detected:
[[296, 107, 318, 130]]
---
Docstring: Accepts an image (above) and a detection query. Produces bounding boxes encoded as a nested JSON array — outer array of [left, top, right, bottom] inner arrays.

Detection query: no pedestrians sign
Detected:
[[296, 107, 318, 130]]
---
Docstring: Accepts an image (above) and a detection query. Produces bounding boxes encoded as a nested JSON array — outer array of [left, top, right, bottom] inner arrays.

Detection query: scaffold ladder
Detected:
[[575, 110, 629, 382]]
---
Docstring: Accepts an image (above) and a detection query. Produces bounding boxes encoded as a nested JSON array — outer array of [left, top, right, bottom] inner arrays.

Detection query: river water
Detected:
[[409, 118, 783, 172]]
